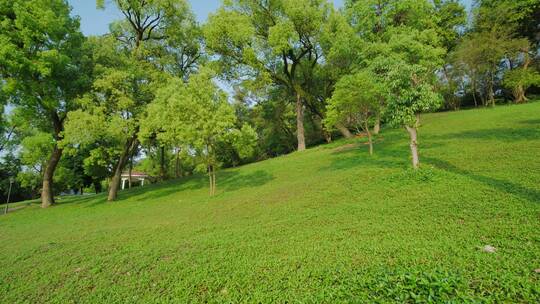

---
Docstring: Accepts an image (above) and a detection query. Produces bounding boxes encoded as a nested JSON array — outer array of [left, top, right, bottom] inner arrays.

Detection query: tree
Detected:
[[373, 28, 445, 169], [475, 0, 540, 48], [501, 38, 539, 103], [83, 0, 197, 201], [204, 0, 332, 151], [325, 71, 382, 155], [0, 0, 89, 207], [345, 0, 446, 132], [450, 36, 484, 107], [142, 69, 257, 195], [433, 0, 467, 110], [503, 68, 540, 103], [385, 61, 443, 169]]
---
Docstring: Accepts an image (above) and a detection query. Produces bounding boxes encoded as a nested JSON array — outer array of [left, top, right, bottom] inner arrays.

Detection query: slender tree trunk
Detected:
[[488, 72, 495, 107], [41, 145, 63, 208], [364, 121, 373, 156], [175, 148, 181, 178], [108, 136, 138, 202], [373, 113, 381, 135], [208, 167, 212, 195], [160, 145, 166, 181], [208, 165, 216, 196], [212, 171, 216, 196], [405, 124, 420, 169], [472, 77, 478, 107], [93, 180, 102, 194], [337, 124, 353, 138], [128, 155, 133, 189], [515, 50, 531, 103], [296, 92, 306, 151]]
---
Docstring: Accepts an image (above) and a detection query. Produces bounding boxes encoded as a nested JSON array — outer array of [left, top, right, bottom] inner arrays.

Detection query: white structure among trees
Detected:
[[120, 171, 149, 190]]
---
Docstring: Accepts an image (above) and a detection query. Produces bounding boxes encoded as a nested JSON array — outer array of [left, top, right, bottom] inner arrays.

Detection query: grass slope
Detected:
[[1, 103, 540, 303]]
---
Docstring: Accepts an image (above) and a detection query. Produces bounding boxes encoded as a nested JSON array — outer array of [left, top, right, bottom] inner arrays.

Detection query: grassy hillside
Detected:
[[1, 103, 540, 303]]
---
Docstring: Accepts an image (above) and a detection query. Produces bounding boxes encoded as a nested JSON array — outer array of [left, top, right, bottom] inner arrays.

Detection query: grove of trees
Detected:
[[1, 0, 538, 207]]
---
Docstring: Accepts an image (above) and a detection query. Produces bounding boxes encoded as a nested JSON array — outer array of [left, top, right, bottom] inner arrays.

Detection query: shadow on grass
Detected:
[[87, 176, 208, 207], [320, 135, 409, 172], [78, 169, 275, 207], [429, 126, 540, 142], [520, 119, 540, 125], [425, 157, 540, 204], [218, 170, 275, 192]]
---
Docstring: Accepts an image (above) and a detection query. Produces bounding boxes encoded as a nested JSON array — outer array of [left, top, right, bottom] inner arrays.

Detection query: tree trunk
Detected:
[[296, 92, 306, 151], [93, 180, 102, 194], [323, 131, 332, 143], [337, 124, 353, 138], [160, 145, 166, 181], [212, 170, 216, 196], [373, 113, 381, 135], [108, 136, 138, 202], [405, 125, 420, 169], [364, 121, 373, 156], [175, 148, 181, 178], [514, 86, 528, 104], [128, 156, 133, 189], [41, 112, 64, 208], [41, 145, 63, 208], [208, 165, 216, 196], [488, 72, 495, 107], [514, 50, 531, 104], [472, 78, 478, 107]]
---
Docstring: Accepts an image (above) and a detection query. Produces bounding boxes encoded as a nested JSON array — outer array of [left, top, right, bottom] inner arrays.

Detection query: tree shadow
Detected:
[[520, 119, 540, 125], [82, 176, 208, 207], [218, 169, 275, 192], [424, 157, 540, 204], [429, 126, 540, 142], [320, 138, 409, 172], [82, 169, 275, 207]]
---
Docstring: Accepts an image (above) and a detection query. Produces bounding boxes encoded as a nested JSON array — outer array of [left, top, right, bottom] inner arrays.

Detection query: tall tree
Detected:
[[204, 0, 332, 151], [0, 0, 89, 207], [62, 35, 160, 201], [345, 0, 445, 131], [95, 0, 196, 201]]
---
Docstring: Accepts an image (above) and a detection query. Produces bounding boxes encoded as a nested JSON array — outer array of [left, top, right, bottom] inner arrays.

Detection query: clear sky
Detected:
[[70, 0, 473, 36], [72, 0, 342, 36]]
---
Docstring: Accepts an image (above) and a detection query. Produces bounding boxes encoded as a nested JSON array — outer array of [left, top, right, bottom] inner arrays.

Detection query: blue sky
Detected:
[[71, 0, 344, 35], [70, 0, 473, 36]]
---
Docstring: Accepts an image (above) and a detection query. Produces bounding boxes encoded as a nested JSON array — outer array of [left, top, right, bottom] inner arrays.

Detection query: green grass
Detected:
[[1, 103, 540, 303]]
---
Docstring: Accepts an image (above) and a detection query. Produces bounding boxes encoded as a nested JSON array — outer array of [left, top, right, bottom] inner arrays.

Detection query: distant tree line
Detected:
[[0, 0, 538, 206]]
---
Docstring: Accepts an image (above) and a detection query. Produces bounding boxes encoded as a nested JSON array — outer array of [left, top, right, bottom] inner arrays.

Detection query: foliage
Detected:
[[503, 69, 540, 94], [204, 0, 333, 151], [325, 70, 382, 132], [384, 61, 443, 127], [142, 69, 257, 194], [0, 0, 90, 206]]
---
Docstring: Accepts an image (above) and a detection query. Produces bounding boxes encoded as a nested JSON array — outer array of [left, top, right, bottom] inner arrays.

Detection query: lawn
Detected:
[[1, 103, 539, 303]]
